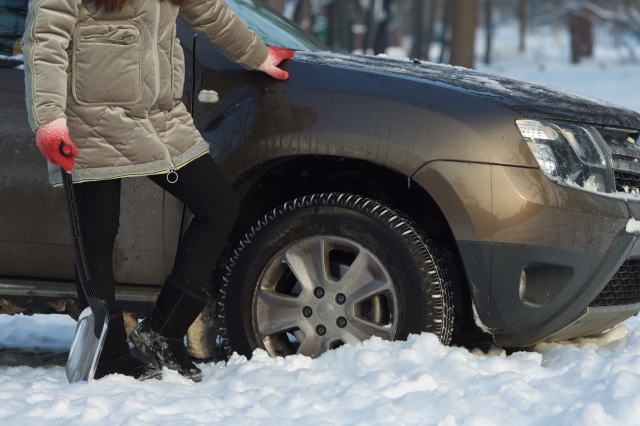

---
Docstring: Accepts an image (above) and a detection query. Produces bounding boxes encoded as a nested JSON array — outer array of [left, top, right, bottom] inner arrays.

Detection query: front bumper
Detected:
[[413, 160, 640, 347]]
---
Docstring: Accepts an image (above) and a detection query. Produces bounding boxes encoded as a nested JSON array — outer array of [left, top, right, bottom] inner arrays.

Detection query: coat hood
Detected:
[[295, 52, 640, 130]]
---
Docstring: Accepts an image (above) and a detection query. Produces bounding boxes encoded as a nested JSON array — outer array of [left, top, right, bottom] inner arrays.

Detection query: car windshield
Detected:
[[0, 0, 326, 57], [224, 0, 328, 52]]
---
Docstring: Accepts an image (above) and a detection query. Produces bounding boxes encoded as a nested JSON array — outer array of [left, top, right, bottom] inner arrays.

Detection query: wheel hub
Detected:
[[315, 301, 335, 321], [253, 236, 399, 358]]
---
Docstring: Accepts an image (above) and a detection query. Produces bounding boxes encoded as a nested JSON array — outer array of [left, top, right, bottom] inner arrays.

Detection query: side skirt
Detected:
[[0, 276, 158, 317]]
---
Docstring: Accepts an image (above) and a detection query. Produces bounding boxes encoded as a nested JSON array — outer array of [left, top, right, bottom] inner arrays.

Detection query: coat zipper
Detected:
[[151, 3, 178, 183], [166, 161, 178, 183]]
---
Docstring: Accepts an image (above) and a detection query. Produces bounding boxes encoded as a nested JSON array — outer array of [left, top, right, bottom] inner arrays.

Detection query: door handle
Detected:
[[198, 90, 219, 104]]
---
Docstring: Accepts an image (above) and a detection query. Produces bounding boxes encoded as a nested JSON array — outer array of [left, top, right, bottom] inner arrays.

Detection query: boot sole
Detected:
[[140, 369, 164, 381], [93, 370, 162, 381]]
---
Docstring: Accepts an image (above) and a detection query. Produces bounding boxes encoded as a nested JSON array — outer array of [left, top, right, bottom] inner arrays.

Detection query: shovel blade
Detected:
[[66, 307, 108, 383]]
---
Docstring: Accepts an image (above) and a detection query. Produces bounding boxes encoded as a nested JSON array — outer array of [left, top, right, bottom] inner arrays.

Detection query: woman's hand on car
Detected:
[[35, 118, 79, 173], [258, 47, 294, 80]]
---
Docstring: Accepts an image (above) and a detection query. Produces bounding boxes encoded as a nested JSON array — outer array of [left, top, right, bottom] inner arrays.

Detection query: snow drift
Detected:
[[0, 314, 639, 424]]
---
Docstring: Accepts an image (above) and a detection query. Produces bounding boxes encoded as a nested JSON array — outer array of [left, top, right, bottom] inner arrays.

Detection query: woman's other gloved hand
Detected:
[[258, 47, 294, 80], [35, 118, 79, 173]]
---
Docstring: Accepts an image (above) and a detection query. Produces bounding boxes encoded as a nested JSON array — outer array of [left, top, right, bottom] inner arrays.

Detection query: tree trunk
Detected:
[[373, 0, 391, 55], [293, 0, 311, 31], [266, 0, 285, 13], [438, 0, 452, 63], [350, 0, 368, 53], [518, 0, 525, 52], [450, 0, 476, 68], [411, 0, 424, 59], [570, 12, 593, 63], [328, 0, 351, 53], [484, 0, 492, 64], [364, 0, 378, 54], [424, 0, 438, 60]]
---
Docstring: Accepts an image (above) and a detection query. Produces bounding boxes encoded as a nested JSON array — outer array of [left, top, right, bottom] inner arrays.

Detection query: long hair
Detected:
[[90, 0, 186, 13]]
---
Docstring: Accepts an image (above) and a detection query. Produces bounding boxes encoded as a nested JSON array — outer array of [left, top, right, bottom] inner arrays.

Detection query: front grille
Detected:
[[614, 171, 640, 193], [599, 128, 640, 193], [590, 260, 640, 307], [599, 128, 639, 147]]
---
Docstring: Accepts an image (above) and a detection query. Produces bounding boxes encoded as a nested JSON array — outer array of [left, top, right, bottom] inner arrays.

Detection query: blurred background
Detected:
[[2, 0, 639, 109], [260, 0, 640, 68], [265, 0, 640, 110]]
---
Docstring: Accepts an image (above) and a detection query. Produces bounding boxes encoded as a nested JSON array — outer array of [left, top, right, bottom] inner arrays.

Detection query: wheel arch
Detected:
[[219, 154, 490, 346]]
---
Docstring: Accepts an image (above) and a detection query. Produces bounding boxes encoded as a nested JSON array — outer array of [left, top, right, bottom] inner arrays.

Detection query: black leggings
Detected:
[[73, 155, 239, 314]]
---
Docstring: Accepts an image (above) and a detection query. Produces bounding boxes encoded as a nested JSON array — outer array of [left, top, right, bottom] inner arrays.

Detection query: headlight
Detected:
[[516, 119, 611, 193]]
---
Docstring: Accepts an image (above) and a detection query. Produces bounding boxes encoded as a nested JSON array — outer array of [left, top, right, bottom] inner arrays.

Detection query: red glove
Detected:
[[35, 120, 79, 173], [258, 47, 294, 80]]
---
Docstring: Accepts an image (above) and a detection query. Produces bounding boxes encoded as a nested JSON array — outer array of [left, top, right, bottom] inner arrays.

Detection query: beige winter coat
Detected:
[[23, 0, 268, 185]]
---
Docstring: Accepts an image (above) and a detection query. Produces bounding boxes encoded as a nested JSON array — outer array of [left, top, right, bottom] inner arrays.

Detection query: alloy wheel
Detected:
[[252, 236, 399, 357]]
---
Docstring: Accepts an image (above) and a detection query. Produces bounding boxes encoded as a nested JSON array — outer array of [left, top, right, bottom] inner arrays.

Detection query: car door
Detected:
[[190, 0, 325, 176], [0, 2, 182, 287], [0, 1, 74, 280], [192, 35, 268, 167]]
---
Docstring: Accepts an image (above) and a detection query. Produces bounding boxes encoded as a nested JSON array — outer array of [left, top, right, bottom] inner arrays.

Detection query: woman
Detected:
[[22, 0, 293, 382]]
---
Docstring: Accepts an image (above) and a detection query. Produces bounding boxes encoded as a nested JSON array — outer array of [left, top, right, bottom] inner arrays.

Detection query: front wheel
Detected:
[[219, 193, 454, 359]]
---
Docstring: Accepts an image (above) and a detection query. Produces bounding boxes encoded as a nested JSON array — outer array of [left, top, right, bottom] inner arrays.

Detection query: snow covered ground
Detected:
[[3, 24, 640, 425], [1, 314, 640, 424]]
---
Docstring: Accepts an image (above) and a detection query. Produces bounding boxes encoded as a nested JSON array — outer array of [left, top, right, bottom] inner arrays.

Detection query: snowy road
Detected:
[[1, 314, 640, 424]]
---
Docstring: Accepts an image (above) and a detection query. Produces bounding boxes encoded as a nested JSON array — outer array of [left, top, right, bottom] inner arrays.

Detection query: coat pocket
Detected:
[[170, 28, 185, 100], [72, 22, 143, 105]]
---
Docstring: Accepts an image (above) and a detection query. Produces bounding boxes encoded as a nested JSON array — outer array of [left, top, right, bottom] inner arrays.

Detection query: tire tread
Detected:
[[218, 193, 455, 358]]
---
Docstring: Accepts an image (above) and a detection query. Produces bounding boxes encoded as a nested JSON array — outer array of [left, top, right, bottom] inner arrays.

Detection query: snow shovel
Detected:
[[60, 144, 110, 383]]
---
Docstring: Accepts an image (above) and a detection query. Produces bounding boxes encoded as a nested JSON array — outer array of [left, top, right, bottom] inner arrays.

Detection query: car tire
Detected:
[[218, 193, 454, 359]]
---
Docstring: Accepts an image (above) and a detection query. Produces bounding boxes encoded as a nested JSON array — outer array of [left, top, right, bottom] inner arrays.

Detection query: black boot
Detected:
[[129, 275, 208, 382], [94, 310, 162, 380]]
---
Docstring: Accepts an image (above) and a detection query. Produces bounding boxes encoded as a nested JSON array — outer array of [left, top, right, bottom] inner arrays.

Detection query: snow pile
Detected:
[[0, 314, 639, 424], [0, 54, 24, 70], [626, 218, 640, 235], [0, 54, 23, 61], [0, 314, 75, 351]]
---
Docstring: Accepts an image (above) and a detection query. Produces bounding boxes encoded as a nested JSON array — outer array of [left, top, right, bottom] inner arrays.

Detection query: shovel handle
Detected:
[[60, 144, 110, 383]]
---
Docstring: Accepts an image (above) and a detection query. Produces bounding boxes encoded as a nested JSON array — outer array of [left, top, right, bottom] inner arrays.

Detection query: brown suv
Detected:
[[2, 0, 640, 359]]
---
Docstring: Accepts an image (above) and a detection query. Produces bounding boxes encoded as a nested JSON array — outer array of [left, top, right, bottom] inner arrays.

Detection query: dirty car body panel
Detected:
[[2, 0, 640, 348]]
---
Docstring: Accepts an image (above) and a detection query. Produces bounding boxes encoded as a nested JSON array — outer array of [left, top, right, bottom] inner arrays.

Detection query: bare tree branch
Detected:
[[531, 1, 640, 32]]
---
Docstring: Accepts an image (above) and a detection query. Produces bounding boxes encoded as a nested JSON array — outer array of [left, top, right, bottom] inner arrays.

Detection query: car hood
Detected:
[[295, 52, 640, 129]]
